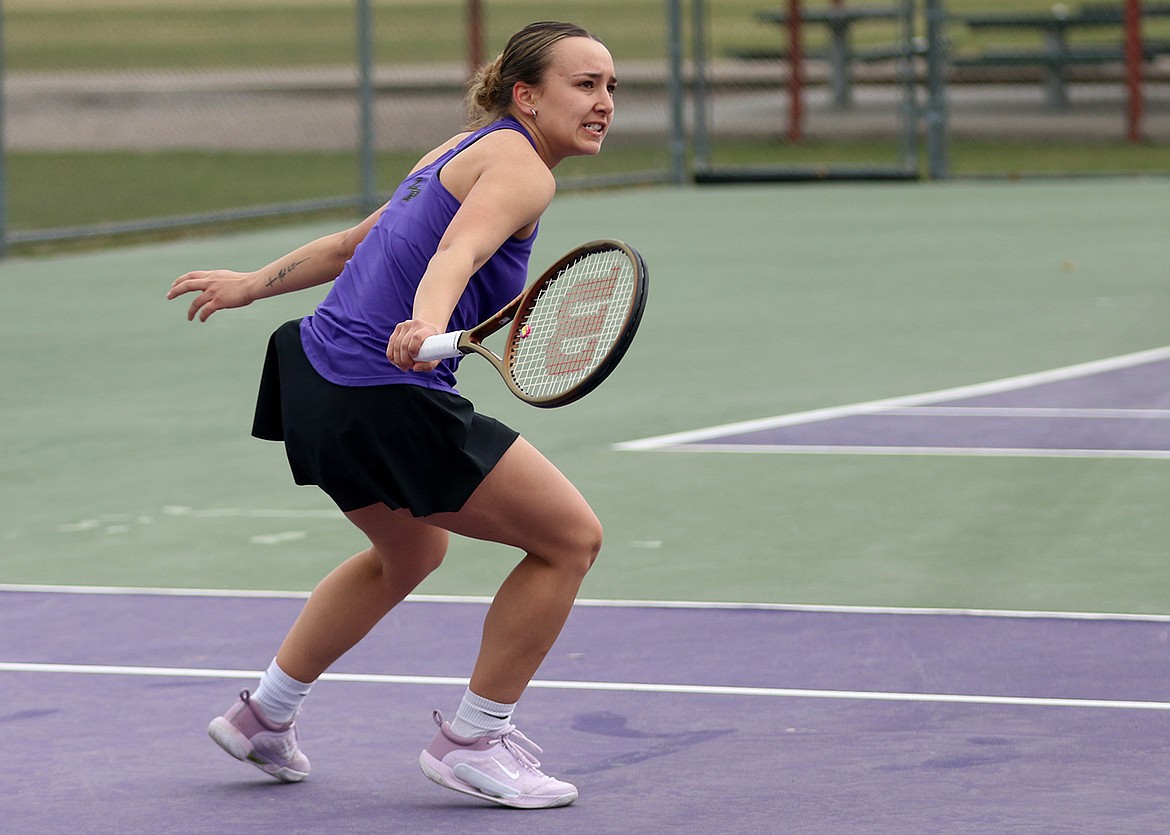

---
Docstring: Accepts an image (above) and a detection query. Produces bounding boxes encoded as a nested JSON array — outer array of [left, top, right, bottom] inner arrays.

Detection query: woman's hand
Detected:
[[387, 319, 443, 372], [167, 270, 255, 322]]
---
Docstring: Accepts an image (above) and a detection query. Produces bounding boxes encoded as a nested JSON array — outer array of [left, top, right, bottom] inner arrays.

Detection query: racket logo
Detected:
[[543, 266, 622, 376]]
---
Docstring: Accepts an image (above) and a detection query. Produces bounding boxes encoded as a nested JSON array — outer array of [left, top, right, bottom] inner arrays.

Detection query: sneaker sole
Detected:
[[208, 717, 309, 783], [418, 751, 577, 809]]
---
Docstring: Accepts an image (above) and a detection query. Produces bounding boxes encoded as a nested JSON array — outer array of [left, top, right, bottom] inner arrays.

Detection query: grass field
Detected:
[[9, 0, 1167, 70], [10, 0, 745, 70]]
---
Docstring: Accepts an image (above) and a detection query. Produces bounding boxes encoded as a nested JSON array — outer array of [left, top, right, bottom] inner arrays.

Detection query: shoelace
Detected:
[[495, 726, 544, 772]]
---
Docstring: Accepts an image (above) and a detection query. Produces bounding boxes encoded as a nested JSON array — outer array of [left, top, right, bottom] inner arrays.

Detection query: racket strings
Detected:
[[508, 249, 636, 399]]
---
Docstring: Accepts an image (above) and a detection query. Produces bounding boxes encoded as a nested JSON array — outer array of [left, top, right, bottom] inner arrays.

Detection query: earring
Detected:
[[530, 107, 538, 119]]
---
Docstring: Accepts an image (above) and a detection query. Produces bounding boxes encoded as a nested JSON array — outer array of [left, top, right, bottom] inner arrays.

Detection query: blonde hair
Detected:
[[465, 21, 602, 129]]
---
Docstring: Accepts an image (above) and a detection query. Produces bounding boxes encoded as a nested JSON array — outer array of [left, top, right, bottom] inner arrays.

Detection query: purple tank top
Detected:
[[299, 117, 537, 392]]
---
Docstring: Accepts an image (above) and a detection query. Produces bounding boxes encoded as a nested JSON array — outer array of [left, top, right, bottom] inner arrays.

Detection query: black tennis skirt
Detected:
[[252, 319, 519, 516]]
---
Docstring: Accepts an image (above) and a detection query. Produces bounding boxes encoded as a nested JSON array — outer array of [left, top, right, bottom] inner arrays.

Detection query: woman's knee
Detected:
[[385, 525, 448, 576], [553, 509, 603, 577], [346, 504, 449, 585], [584, 513, 604, 568], [358, 542, 443, 596]]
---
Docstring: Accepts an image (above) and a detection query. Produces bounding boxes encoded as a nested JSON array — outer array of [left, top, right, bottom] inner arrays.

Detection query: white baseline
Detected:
[[2, 660, 1168, 713]]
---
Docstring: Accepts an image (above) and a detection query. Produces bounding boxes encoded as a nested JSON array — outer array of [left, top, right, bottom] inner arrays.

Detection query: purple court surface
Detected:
[[3, 587, 1169, 833], [618, 348, 1170, 458]]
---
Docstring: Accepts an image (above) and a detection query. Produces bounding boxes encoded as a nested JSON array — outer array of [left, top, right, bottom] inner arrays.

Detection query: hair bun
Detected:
[[470, 57, 503, 112]]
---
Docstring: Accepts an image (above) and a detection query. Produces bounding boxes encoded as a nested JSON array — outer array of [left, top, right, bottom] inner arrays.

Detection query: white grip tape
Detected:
[[414, 331, 464, 362]]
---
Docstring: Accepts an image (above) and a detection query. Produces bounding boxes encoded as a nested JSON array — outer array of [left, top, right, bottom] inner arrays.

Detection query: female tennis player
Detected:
[[166, 21, 616, 809]]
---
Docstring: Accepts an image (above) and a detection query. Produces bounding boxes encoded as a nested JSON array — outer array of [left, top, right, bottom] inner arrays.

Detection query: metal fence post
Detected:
[[0, 0, 8, 258], [898, 0, 921, 175], [691, 0, 710, 173], [923, 0, 950, 179], [666, 0, 687, 186], [356, 0, 378, 214]]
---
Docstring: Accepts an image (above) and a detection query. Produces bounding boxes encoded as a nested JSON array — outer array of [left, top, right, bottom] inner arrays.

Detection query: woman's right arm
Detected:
[[167, 205, 385, 322]]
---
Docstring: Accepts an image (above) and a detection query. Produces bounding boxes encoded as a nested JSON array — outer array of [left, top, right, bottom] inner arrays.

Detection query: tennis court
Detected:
[[4, 178, 1170, 832]]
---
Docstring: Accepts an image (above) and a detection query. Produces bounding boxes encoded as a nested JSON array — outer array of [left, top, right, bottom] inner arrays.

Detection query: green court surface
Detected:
[[3, 179, 1170, 613]]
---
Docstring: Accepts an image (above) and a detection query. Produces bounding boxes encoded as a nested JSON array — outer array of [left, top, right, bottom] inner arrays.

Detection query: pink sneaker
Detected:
[[419, 710, 578, 809], [207, 690, 310, 783]]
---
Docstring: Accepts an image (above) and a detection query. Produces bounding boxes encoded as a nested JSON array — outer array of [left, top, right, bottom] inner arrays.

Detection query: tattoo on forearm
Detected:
[[267, 258, 310, 288]]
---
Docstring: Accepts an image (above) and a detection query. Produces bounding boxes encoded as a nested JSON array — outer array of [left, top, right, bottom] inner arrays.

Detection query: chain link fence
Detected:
[[692, 0, 923, 181], [943, 0, 1170, 175], [0, 0, 677, 251], [692, 0, 1169, 181], [1, 1, 1168, 252]]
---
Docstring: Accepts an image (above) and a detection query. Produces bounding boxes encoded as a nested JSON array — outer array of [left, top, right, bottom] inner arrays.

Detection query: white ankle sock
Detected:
[[448, 688, 517, 739], [252, 658, 313, 725]]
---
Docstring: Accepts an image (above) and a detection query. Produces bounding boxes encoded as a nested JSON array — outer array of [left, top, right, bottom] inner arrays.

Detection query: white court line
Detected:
[[3, 582, 1170, 622], [655, 444, 1170, 460], [6, 589, 1168, 710], [2, 660, 1168, 712], [615, 345, 1170, 451], [883, 406, 1170, 419]]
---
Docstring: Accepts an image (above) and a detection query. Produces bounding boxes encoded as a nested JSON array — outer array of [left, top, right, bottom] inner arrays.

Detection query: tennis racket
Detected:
[[415, 239, 648, 408]]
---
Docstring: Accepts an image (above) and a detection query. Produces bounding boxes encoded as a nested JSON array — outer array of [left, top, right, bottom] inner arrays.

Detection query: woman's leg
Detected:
[[424, 436, 603, 704], [274, 507, 449, 684], [209, 505, 446, 782]]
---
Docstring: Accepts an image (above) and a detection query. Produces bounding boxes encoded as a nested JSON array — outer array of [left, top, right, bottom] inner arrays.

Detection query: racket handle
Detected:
[[415, 331, 464, 362]]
